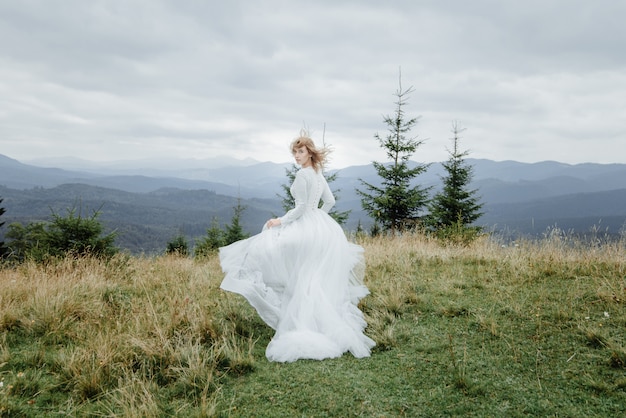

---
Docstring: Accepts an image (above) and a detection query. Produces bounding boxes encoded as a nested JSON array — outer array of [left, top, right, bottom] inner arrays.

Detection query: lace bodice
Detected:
[[279, 167, 335, 225]]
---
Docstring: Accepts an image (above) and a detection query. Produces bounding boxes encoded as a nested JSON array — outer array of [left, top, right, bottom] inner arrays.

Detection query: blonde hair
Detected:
[[290, 131, 330, 172]]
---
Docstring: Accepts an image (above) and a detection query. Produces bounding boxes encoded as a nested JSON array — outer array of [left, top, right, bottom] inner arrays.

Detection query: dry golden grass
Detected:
[[0, 253, 259, 415], [1, 232, 625, 416]]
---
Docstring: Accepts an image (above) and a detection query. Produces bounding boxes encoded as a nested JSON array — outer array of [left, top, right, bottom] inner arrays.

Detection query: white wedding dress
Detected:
[[219, 166, 375, 362]]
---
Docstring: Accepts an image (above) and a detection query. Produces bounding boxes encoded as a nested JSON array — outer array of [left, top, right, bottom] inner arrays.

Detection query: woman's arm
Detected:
[[319, 176, 335, 213], [275, 170, 308, 226]]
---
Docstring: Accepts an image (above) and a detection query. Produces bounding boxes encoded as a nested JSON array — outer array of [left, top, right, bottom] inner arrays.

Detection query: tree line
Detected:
[[0, 204, 117, 263], [0, 197, 250, 263]]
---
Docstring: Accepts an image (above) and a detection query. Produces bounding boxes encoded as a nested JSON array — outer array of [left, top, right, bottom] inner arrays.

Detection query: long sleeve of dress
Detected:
[[279, 170, 308, 226], [319, 177, 335, 213]]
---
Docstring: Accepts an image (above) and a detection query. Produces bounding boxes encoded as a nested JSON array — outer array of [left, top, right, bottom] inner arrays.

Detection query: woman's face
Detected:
[[293, 146, 312, 167]]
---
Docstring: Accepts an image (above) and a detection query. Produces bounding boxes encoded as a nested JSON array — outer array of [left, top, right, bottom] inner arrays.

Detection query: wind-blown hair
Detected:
[[290, 131, 330, 172]]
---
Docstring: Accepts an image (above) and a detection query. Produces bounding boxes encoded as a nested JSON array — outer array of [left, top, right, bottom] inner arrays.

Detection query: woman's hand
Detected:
[[266, 218, 281, 228]]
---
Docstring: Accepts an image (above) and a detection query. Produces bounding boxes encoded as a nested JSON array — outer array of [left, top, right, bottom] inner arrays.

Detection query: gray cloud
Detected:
[[0, 0, 624, 169]]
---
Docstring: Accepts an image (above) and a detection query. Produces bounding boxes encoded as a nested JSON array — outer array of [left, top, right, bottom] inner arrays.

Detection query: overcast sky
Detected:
[[1, 0, 624, 169]]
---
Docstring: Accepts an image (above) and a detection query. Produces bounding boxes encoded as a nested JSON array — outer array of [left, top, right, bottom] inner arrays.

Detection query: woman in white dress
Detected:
[[219, 133, 375, 362]]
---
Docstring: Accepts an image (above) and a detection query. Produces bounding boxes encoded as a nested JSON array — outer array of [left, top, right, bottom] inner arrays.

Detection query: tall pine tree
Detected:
[[426, 122, 483, 233], [357, 74, 430, 233]]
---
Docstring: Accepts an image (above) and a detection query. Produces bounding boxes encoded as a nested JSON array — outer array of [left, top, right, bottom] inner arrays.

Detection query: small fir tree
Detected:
[[426, 122, 484, 240], [223, 198, 249, 246], [5, 222, 48, 262], [195, 217, 224, 257], [357, 74, 430, 233], [355, 219, 365, 236], [5, 206, 117, 262], [166, 234, 189, 256], [44, 207, 118, 258], [45, 207, 117, 258]]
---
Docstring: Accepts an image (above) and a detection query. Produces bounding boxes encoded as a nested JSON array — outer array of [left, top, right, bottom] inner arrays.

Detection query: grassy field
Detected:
[[1, 232, 625, 417]]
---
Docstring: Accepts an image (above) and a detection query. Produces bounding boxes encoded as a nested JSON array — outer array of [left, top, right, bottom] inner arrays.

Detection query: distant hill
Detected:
[[0, 154, 279, 198], [482, 188, 626, 238], [5, 154, 626, 200], [1, 153, 626, 252]]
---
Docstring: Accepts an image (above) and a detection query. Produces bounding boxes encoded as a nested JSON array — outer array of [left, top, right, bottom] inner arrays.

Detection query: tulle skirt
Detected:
[[219, 209, 375, 362]]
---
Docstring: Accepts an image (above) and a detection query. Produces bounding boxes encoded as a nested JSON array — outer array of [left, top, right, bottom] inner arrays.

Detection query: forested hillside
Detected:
[[0, 184, 281, 254], [2, 155, 626, 252]]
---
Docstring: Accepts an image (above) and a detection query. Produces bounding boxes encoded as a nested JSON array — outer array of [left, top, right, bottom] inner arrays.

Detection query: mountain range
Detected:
[[1, 153, 625, 253]]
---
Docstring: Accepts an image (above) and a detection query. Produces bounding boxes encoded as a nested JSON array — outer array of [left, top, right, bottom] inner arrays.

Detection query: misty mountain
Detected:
[[483, 188, 626, 237], [5, 154, 626, 200], [0, 154, 101, 189], [23, 155, 260, 173], [0, 154, 284, 198], [1, 153, 626, 253]]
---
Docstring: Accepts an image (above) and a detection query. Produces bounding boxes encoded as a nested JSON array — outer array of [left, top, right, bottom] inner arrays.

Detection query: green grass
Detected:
[[1, 234, 625, 416]]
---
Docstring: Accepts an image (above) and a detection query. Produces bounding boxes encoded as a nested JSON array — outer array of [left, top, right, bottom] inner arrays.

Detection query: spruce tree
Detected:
[[194, 217, 224, 257], [166, 234, 189, 256], [4, 206, 117, 262], [426, 122, 484, 236], [45, 207, 118, 258], [223, 198, 249, 245], [357, 75, 430, 233]]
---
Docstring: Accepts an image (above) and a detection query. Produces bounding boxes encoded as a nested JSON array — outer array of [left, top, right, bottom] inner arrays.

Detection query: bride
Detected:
[[219, 132, 375, 362]]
